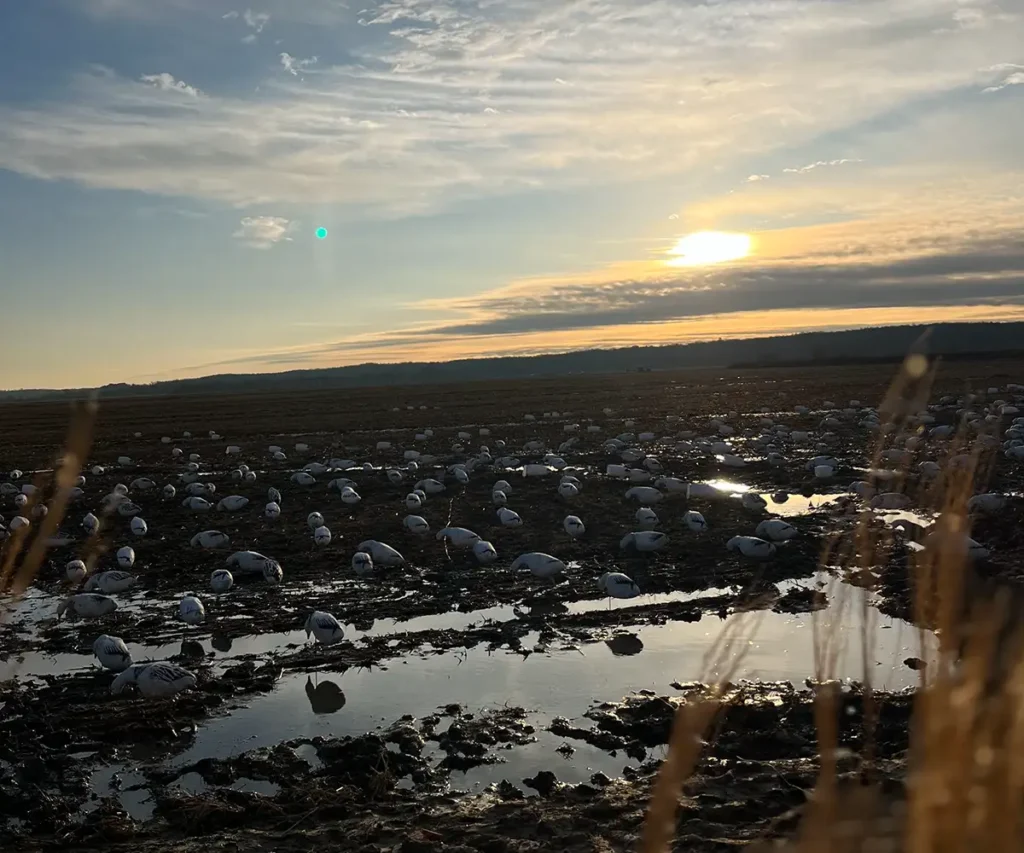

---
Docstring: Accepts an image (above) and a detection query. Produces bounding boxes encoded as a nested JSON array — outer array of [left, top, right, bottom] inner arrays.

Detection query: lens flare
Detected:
[[666, 231, 751, 266]]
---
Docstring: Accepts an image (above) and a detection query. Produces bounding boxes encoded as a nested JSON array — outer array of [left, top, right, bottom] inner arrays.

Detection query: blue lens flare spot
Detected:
[[315, 227, 328, 240]]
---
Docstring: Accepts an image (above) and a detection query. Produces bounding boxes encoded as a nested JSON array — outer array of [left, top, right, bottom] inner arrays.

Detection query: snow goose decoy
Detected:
[[93, 634, 132, 672], [179, 596, 206, 625], [84, 571, 136, 595], [130, 517, 148, 537], [473, 540, 498, 564], [496, 508, 523, 528], [314, 525, 332, 545], [352, 552, 374, 575], [403, 515, 430, 534], [437, 526, 482, 547], [265, 501, 281, 519], [210, 569, 234, 593], [56, 593, 117, 619], [619, 531, 669, 552], [116, 546, 136, 569], [564, 515, 586, 539], [357, 540, 405, 567], [625, 486, 663, 504], [191, 529, 231, 549], [683, 511, 708, 533], [635, 507, 659, 529], [111, 663, 197, 699], [66, 559, 88, 583], [511, 552, 566, 580], [307, 511, 325, 530], [217, 495, 249, 512], [305, 611, 345, 646], [726, 535, 777, 560], [755, 519, 798, 542], [598, 571, 641, 599]]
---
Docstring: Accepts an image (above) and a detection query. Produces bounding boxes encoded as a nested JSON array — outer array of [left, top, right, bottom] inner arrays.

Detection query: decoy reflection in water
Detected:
[[604, 633, 644, 657], [210, 632, 233, 653], [180, 639, 206, 660], [305, 675, 347, 714]]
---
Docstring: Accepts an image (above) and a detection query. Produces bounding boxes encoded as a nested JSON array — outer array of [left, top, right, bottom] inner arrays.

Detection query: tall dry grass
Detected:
[[642, 350, 1024, 852]]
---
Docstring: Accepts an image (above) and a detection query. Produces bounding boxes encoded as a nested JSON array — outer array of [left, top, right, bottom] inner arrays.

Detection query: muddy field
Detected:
[[2, 360, 1023, 852]]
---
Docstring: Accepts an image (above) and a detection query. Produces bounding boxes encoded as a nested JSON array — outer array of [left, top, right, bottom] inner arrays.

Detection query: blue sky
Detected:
[[1, 0, 1023, 389]]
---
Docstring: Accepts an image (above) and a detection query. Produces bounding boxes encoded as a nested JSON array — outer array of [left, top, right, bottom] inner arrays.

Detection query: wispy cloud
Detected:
[[983, 71, 1024, 93], [3, 0, 1021, 214], [782, 158, 863, 175], [279, 52, 317, 76], [139, 72, 203, 97], [232, 215, 293, 248]]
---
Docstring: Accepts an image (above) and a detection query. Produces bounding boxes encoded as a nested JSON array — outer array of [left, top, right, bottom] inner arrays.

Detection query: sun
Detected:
[[666, 231, 752, 267]]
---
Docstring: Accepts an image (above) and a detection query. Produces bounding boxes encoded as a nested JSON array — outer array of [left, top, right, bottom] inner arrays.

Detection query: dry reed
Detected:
[[642, 347, 1024, 853]]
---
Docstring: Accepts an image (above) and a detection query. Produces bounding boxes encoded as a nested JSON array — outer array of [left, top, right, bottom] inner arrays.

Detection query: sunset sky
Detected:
[[1, 0, 1023, 389]]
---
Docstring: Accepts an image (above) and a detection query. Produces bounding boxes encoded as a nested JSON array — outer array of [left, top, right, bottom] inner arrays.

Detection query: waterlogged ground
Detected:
[[0, 361, 1022, 852]]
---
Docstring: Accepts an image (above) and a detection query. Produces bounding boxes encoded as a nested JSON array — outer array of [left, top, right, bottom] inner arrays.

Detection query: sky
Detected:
[[1, 0, 1023, 389]]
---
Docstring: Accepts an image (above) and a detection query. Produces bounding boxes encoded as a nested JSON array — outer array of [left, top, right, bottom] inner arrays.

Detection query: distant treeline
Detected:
[[729, 347, 1024, 369], [4, 321, 1024, 402]]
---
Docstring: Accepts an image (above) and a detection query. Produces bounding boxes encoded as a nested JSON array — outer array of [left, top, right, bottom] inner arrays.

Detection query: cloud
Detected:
[[747, 174, 769, 182], [4, 0, 1023, 213], [279, 52, 317, 76], [232, 215, 293, 248], [782, 159, 863, 175], [139, 72, 203, 97], [983, 71, 1024, 93], [242, 8, 269, 31]]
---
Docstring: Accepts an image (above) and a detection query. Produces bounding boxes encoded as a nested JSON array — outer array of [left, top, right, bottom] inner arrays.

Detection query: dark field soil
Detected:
[[2, 360, 1023, 852]]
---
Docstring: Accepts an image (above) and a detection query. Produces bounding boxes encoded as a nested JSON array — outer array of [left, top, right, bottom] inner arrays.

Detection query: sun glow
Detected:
[[666, 231, 752, 266]]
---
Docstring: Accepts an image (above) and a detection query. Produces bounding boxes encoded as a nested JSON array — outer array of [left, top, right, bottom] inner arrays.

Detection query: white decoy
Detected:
[[12, 494, 27, 510], [307, 511, 325, 530], [314, 525, 332, 545], [654, 477, 689, 494], [66, 559, 88, 582], [263, 560, 284, 584], [306, 610, 345, 646], [340, 486, 362, 505], [358, 539, 405, 566], [683, 511, 708, 533], [83, 512, 100, 534], [492, 490, 508, 507], [217, 495, 249, 512], [511, 552, 566, 579], [57, 593, 117, 619], [387, 469, 404, 484], [84, 570, 135, 594], [190, 530, 231, 549], [870, 492, 912, 510], [564, 515, 585, 538], [635, 507, 659, 529], [625, 486, 663, 504], [405, 493, 423, 510], [453, 468, 470, 485], [755, 519, 798, 542], [226, 550, 273, 572], [179, 596, 206, 625], [291, 472, 316, 486], [496, 508, 523, 528], [9, 515, 29, 532], [417, 478, 446, 495], [437, 526, 482, 547], [404, 515, 430, 534], [741, 493, 768, 512], [93, 634, 132, 672], [473, 540, 498, 564], [558, 481, 580, 499], [598, 571, 641, 599], [116, 546, 135, 569], [211, 569, 234, 593], [918, 461, 941, 479], [182, 496, 212, 512], [130, 517, 148, 537], [619, 531, 669, 552], [116, 500, 142, 518], [111, 663, 197, 699], [265, 501, 281, 519], [352, 551, 374, 574], [968, 493, 1007, 514], [185, 482, 213, 497], [494, 479, 513, 495], [727, 535, 777, 560], [850, 481, 877, 499], [267, 487, 282, 504]]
